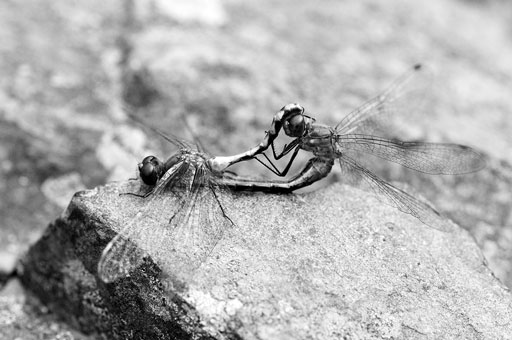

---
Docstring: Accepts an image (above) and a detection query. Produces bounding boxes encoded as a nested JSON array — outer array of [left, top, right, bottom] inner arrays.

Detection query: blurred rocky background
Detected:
[[1, 0, 512, 338]]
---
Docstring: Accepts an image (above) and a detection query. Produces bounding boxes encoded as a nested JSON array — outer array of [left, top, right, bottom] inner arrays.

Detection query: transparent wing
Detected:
[[122, 104, 195, 150], [338, 155, 452, 232], [161, 165, 234, 281], [97, 161, 190, 283], [335, 64, 429, 135], [97, 161, 234, 283], [334, 134, 486, 175], [97, 232, 147, 283]]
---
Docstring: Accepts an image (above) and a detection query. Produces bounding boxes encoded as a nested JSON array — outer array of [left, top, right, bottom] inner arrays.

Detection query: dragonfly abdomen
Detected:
[[221, 157, 334, 193]]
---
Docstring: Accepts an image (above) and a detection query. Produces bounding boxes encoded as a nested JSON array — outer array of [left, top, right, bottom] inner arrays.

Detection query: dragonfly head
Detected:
[[138, 155, 164, 185], [280, 103, 307, 137]]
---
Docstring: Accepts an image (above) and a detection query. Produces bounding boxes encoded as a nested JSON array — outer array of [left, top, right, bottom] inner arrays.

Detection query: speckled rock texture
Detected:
[[0, 279, 92, 340], [19, 180, 512, 339]]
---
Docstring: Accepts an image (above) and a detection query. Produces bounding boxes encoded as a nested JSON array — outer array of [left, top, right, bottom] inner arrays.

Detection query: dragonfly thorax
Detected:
[[178, 149, 210, 167]]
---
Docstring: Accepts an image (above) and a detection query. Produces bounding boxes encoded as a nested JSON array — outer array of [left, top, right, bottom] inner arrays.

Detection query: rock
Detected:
[[0, 278, 91, 340], [0, 250, 18, 282], [19, 180, 512, 339], [41, 172, 86, 210]]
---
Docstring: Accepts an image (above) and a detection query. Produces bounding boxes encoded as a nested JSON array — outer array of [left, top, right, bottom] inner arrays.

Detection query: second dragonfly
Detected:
[[211, 64, 486, 230]]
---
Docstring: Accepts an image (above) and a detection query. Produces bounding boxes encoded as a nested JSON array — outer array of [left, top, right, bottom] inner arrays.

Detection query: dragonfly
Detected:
[[97, 122, 308, 283], [211, 64, 486, 230]]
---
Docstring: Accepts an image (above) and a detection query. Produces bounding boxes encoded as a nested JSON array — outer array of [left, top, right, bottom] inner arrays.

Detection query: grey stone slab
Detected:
[[19, 180, 512, 339]]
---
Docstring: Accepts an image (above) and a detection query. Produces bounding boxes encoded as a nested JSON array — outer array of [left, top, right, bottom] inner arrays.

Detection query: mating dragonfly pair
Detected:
[[98, 65, 485, 283]]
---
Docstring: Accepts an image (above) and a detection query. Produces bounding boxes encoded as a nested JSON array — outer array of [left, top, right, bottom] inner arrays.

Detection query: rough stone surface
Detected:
[[0, 279, 91, 340], [19, 180, 512, 339]]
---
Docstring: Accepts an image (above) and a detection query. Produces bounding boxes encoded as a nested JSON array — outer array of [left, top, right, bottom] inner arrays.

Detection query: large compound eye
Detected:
[[141, 155, 155, 165], [283, 112, 305, 137], [138, 155, 161, 185], [281, 103, 304, 114]]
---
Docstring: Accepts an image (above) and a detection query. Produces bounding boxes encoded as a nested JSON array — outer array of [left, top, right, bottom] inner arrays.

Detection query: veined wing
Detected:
[[161, 163, 234, 281], [97, 160, 234, 283], [335, 64, 428, 135], [338, 155, 451, 232], [334, 134, 486, 175], [98, 160, 190, 283], [122, 104, 194, 151]]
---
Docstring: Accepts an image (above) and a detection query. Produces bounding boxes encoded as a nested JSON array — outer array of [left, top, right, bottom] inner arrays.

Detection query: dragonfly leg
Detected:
[[253, 154, 282, 175], [272, 138, 300, 160], [253, 145, 302, 177], [208, 184, 235, 226], [120, 187, 154, 198], [208, 111, 293, 172]]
